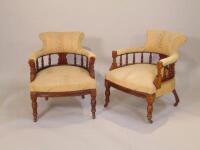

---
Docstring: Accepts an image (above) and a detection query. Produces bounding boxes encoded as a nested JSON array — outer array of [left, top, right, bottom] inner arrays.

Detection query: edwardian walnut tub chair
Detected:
[[104, 30, 187, 123], [28, 32, 96, 122]]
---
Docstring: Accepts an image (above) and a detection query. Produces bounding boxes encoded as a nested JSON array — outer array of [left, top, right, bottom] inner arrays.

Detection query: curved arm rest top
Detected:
[[79, 48, 96, 59], [29, 49, 43, 61], [160, 52, 179, 66], [28, 49, 96, 81], [28, 48, 96, 62], [154, 53, 178, 89], [116, 47, 145, 55]]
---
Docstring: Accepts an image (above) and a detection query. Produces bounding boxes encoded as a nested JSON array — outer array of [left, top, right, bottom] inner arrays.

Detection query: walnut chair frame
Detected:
[[29, 52, 96, 122], [104, 51, 180, 123]]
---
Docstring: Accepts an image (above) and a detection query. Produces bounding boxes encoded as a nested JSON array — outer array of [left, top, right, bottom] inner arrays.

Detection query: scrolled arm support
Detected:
[[88, 57, 95, 78], [28, 59, 37, 82], [154, 54, 177, 89], [153, 61, 163, 89], [110, 51, 118, 70]]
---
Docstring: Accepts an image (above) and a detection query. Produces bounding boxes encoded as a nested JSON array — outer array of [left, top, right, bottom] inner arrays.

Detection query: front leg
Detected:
[[90, 89, 96, 119], [146, 94, 155, 123]]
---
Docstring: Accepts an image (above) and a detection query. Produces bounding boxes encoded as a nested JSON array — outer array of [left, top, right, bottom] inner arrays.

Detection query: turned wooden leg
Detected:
[[173, 89, 180, 107], [45, 97, 48, 101], [104, 80, 110, 107], [81, 95, 85, 99], [90, 90, 96, 119], [31, 93, 38, 122], [146, 94, 155, 123]]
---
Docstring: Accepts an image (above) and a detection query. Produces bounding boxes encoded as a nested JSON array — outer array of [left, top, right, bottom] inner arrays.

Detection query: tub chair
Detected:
[[104, 30, 187, 123], [28, 32, 96, 122]]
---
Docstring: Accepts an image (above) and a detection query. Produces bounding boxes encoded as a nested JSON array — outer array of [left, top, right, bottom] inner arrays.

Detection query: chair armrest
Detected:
[[160, 53, 179, 66], [28, 50, 45, 62], [79, 49, 96, 78], [28, 50, 44, 82], [116, 47, 145, 55], [28, 49, 96, 79], [110, 47, 145, 70], [28, 49, 96, 61], [153, 53, 179, 89], [78, 48, 96, 59], [74, 49, 96, 78], [28, 50, 45, 82], [28, 59, 37, 82]]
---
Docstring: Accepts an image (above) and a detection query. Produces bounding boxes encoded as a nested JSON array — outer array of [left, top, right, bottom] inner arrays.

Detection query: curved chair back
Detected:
[[39, 32, 85, 53], [144, 30, 187, 55]]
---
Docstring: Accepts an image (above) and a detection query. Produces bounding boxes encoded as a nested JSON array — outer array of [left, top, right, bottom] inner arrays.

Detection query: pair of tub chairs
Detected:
[[28, 30, 187, 123]]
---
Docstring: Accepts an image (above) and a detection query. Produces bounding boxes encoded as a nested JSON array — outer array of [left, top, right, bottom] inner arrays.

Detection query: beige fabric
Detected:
[[39, 32, 84, 52], [144, 30, 165, 53], [105, 30, 185, 97], [105, 64, 175, 96], [116, 47, 145, 55], [115, 30, 186, 61], [29, 32, 96, 61], [161, 31, 187, 55], [160, 52, 179, 66], [144, 30, 187, 55], [29, 48, 96, 61], [106, 64, 157, 94], [30, 66, 96, 92]]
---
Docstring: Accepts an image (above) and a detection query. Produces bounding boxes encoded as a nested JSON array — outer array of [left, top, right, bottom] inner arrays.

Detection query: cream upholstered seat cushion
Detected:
[[30, 66, 96, 92], [105, 64, 175, 97], [106, 64, 157, 94]]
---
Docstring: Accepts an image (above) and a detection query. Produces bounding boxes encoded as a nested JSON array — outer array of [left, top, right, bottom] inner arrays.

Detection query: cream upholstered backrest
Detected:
[[144, 30, 187, 55], [39, 32, 84, 53]]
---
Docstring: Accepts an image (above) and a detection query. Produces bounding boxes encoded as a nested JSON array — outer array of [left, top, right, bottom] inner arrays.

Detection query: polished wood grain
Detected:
[[31, 93, 37, 122], [91, 89, 96, 119], [28, 60, 36, 82], [104, 80, 111, 107], [110, 51, 117, 70], [173, 89, 180, 107], [146, 94, 155, 123]]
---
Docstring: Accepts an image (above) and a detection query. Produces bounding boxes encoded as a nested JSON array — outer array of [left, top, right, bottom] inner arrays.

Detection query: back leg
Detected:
[[173, 89, 180, 107], [31, 93, 38, 122], [90, 90, 96, 119], [104, 80, 110, 107]]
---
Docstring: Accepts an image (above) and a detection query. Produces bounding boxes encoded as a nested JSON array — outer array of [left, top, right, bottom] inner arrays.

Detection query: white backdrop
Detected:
[[0, 0, 200, 79], [0, 0, 200, 150]]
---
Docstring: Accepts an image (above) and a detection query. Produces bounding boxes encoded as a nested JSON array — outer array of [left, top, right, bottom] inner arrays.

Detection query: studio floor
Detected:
[[0, 62, 200, 150]]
